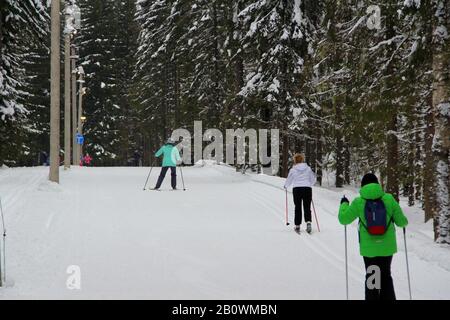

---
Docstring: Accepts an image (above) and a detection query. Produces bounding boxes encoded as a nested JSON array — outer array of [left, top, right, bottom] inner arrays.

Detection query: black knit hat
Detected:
[[361, 173, 379, 187]]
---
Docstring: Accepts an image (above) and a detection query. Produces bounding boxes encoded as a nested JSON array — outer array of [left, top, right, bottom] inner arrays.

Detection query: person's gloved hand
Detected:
[[341, 196, 349, 204]]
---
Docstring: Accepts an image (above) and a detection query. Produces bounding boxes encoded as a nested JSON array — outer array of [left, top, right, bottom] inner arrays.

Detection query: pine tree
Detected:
[[0, 0, 49, 165], [135, 0, 191, 156], [239, 0, 319, 176], [77, 0, 138, 165]]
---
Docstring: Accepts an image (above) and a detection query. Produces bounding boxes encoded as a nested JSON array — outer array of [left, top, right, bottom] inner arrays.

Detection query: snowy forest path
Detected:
[[0, 165, 450, 299]]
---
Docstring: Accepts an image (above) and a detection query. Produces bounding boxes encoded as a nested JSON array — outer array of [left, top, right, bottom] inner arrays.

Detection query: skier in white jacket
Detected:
[[284, 153, 316, 234]]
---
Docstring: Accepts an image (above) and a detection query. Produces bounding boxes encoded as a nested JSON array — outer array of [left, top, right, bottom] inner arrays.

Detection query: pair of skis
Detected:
[[148, 188, 184, 192], [294, 226, 312, 235]]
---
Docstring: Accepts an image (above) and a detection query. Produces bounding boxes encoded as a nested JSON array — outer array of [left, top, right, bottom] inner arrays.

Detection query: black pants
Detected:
[[293, 187, 312, 226], [363, 256, 396, 300], [155, 167, 177, 189]]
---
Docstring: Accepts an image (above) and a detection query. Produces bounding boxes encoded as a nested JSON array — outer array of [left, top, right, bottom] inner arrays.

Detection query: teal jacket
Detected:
[[155, 144, 181, 167], [338, 183, 408, 258]]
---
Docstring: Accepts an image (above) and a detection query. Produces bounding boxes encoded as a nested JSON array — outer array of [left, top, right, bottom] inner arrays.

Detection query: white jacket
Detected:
[[284, 163, 316, 189]]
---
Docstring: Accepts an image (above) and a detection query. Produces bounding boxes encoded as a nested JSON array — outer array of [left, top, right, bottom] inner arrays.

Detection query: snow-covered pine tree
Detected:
[[134, 0, 193, 164], [313, 0, 356, 188], [0, 0, 49, 165], [398, 0, 434, 210], [238, 0, 319, 177], [110, 0, 139, 165], [221, 0, 248, 128], [134, 0, 169, 151], [77, 0, 138, 165], [20, 36, 51, 166], [186, 0, 229, 128]]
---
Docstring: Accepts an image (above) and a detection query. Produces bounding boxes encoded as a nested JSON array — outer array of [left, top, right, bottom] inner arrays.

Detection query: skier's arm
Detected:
[[155, 147, 163, 157], [174, 147, 181, 162], [338, 198, 360, 225], [389, 194, 409, 227], [284, 170, 293, 189]]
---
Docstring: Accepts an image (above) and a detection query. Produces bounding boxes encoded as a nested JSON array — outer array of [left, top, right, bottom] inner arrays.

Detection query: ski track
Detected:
[[247, 186, 415, 299], [0, 168, 48, 225], [242, 169, 450, 300], [0, 165, 449, 299], [248, 188, 363, 281]]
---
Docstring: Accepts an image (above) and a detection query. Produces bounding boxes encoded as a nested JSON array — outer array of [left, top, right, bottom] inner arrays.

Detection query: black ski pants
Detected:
[[155, 166, 177, 189], [292, 187, 312, 226], [363, 256, 396, 300]]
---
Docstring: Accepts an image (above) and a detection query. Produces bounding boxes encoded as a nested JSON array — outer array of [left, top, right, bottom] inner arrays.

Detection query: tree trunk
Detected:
[[424, 103, 436, 222], [282, 134, 289, 178], [211, 1, 221, 127], [414, 120, 422, 202], [162, 61, 168, 140], [407, 139, 415, 207], [49, 0, 61, 183], [335, 97, 344, 188], [0, 9, 3, 56], [64, 31, 71, 170], [383, 3, 400, 200], [174, 60, 180, 128], [310, 126, 317, 174], [71, 46, 78, 165], [316, 136, 323, 186], [386, 112, 399, 200], [344, 145, 351, 185], [228, 1, 245, 128], [432, 0, 450, 244], [305, 133, 311, 166]]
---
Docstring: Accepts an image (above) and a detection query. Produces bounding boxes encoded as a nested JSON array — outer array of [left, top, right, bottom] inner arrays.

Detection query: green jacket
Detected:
[[338, 183, 408, 258], [155, 144, 181, 167]]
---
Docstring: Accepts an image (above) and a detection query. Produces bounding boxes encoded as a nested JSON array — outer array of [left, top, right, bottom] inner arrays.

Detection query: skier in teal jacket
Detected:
[[153, 138, 181, 190]]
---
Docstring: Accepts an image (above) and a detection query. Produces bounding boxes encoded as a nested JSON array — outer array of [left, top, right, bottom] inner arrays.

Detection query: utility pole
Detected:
[[77, 67, 85, 161], [64, 4, 72, 170], [49, 0, 61, 183], [68, 1, 82, 165], [71, 45, 78, 165]]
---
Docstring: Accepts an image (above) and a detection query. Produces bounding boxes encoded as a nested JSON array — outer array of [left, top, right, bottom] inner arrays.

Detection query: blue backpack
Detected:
[[361, 198, 392, 235]]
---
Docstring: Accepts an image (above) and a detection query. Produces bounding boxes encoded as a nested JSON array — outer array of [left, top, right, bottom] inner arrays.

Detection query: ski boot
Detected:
[[306, 222, 312, 234]]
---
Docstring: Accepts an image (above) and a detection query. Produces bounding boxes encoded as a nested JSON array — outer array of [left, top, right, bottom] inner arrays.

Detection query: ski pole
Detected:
[[312, 200, 321, 232], [143, 166, 153, 190], [285, 188, 290, 226], [0, 196, 6, 287], [344, 225, 349, 300], [179, 166, 186, 191], [403, 228, 412, 300]]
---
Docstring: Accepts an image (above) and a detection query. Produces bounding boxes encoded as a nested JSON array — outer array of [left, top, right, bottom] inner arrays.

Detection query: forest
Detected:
[[0, 0, 449, 243]]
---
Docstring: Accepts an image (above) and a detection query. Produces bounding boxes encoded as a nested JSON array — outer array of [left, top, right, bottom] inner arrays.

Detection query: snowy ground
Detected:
[[0, 163, 449, 300]]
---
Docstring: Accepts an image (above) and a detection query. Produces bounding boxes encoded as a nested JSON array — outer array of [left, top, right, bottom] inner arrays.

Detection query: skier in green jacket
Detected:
[[338, 173, 408, 300], [153, 138, 181, 190]]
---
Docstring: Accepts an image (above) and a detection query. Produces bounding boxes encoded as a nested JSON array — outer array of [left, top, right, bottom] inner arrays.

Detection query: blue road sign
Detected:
[[76, 134, 84, 145]]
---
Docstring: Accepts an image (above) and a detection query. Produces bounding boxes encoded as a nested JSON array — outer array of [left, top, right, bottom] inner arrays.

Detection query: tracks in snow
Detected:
[[0, 168, 47, 225]]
